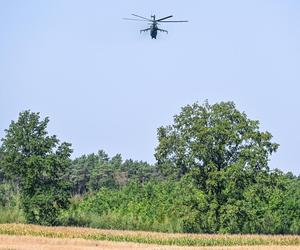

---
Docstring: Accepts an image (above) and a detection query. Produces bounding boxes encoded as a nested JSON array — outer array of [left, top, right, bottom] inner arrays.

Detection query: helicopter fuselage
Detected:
[[150, 23, 158, 39]]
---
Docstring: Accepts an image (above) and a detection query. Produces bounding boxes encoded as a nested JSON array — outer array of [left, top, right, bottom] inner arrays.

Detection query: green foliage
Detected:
[[155, 101, 279, 231], [155, 101, 278, 177], [0, 110, 72, 225], [0, 182, 15, 207], [242, 170, 300, 234], [0, 206, 25, 223], [60, 168, 300, 234], [1, 102, 299, 235], [68, 150, 159, 195], [63, 176, 207, 233], [0, 156, 24, 223]]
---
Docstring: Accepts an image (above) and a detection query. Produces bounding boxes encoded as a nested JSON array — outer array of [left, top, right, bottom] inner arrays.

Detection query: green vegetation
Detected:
[[0, 111, 72, 225], [0, 101, 300, 235], [61, 176, 207, 232], [68, 151, 159, 195]]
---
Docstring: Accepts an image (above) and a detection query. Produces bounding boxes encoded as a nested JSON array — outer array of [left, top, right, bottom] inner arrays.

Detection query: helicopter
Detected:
[[123, 14, 188, 39]]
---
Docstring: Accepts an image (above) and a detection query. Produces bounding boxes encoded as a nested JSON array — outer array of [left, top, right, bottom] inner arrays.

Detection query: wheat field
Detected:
[[0, 224, 300, 249], [1, 235, 300, 250]]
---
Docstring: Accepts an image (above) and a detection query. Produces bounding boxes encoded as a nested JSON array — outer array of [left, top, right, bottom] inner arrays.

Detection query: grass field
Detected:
[[1, 224, 300, 248]]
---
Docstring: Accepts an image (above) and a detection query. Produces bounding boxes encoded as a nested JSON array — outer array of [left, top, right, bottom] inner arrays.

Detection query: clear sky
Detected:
[[0, 1, 299, 175]]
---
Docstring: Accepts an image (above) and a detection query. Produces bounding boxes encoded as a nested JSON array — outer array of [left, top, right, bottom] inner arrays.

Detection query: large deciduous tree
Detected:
[[155, 101, 279, 231], [0, 110, 72, 225]]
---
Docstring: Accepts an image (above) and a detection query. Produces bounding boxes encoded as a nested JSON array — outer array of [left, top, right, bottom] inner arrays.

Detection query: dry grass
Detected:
[[1, 235, 300, 250], [0, 224, 300, 247]]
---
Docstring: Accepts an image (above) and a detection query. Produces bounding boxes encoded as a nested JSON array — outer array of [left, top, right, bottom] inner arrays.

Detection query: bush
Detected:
[[63, 176, 208, 233], [0, 206, 25, 223]]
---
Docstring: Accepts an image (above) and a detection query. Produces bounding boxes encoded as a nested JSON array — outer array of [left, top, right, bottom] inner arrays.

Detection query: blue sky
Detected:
[[0, 1, 299, 175]]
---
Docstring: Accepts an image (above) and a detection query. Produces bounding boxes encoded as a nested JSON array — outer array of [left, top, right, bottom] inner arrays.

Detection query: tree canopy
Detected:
[[0, 110, 72, 225], [155, 101, 279, 178], [154, 101, 280, 231]]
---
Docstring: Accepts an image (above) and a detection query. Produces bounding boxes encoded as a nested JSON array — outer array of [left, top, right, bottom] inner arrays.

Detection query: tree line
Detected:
[[0, 101, 299, 233]]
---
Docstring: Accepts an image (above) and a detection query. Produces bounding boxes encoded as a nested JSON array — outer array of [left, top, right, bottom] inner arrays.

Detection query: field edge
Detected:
[[1, 224, 300, 247]]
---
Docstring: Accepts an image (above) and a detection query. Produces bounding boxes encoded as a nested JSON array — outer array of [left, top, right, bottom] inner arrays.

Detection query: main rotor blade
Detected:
[[123, 18, 149, 22], [156, 15, 173, 21], [159, 20, 189, 23], [131, 14, 152, 21]]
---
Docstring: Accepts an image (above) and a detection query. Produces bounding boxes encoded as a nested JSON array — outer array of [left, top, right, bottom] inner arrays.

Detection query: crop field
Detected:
[[2, 235, 300, 250], [0, 224, 300, 249]]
